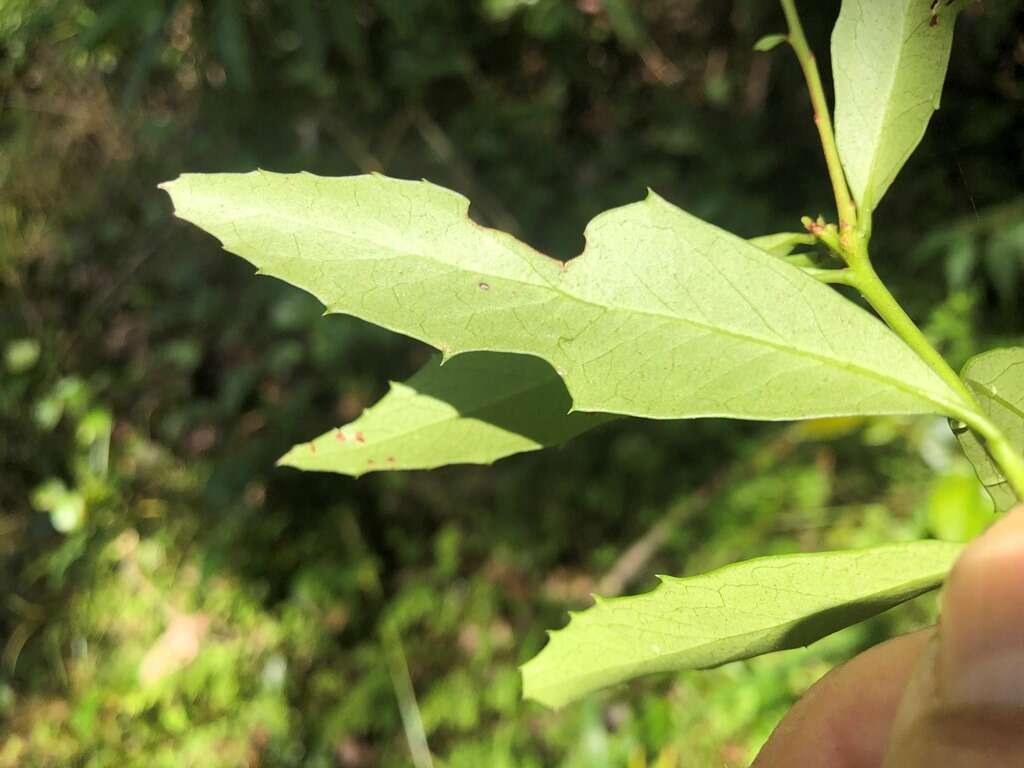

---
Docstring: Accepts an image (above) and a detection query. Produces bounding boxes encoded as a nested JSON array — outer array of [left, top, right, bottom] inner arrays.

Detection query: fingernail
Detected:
[[939, 507, 1024, 708]]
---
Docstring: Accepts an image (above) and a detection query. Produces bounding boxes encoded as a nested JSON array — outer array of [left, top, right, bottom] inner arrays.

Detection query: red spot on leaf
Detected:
[[355, 431, 366, 443], [335, 430, 346, 442], [386, 456, 396, 465], [309, 442, 317, 454]]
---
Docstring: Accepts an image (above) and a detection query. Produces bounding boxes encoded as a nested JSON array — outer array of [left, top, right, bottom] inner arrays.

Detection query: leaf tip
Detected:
[[642, 187, 671, 211], [275, 451, 297, 469]]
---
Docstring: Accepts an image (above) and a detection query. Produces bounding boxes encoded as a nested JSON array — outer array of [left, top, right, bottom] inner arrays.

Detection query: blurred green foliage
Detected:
[[1, 1, 1022, 765]]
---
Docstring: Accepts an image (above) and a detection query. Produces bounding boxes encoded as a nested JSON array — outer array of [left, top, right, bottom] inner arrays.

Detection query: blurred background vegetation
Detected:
[[1, 1, 1022, 765]]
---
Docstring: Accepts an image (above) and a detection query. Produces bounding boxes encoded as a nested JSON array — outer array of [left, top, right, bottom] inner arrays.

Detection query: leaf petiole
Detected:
[[845, 240, 1024, 501], [802, 267, 855, 286]]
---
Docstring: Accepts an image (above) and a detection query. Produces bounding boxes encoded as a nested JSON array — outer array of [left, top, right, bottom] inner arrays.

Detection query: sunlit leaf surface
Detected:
[[521, 540, 961, 708], [832, 0, 963, 215], [162, 172, 965, 427]]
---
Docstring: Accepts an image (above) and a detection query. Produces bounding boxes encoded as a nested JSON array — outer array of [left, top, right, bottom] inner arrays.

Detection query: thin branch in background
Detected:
[[2, 593, 46, 673], [2, 620, 39, 674], [327, 114, 385, 174], [955, 158, 979, 222], [596, 497, 701, 598], [325, 97, 521, 238], [2, 266, 46, 341], [411, 106, 523, 236], [58, 226, 174, 368], [743, 54, 773, 114], [382, 626, 435, 768], [375, 108, 414, 169], [597, 432, 796, 597], [639, 44, 683, 85]]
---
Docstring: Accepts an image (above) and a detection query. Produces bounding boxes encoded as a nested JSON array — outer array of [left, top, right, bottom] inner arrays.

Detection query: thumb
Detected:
[[883, 506, 1024, 767]]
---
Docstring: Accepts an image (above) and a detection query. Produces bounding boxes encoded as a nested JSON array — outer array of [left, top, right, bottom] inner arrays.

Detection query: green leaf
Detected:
[[280, 352, 614, 476], [831, 0, 963, 215], [284, 230, 819, 476], [953, 347, 1024, 512], [748, 231, 816, 258], [521, 539, 961, 708], [161, 171, 965, 422], [927, 471, 994, 542], [753, 34, 787, 53]]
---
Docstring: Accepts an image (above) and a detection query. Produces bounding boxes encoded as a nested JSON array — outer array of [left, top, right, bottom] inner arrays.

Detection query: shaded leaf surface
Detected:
[[281, 236, 815, 475], [280, 352, 613, 476], [832, 0, 962, 215], [521, 540, 962, 708], [162, 172, 964, 422], [954, 347, 1024, 512], [278, 236, 815, 475]]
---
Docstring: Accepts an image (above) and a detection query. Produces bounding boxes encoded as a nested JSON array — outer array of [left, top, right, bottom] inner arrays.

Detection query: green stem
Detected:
[[847, 242, 1024, 501], [848, 250, 972, 403], [778, 0, 1024, 503], [779, 0, 858, 232]]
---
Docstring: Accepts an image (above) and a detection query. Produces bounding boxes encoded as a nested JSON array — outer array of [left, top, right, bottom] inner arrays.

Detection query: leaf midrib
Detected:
[[857, 1, 927, 204], [968, 380, 1024, 424], [209, 193, 962, 417]]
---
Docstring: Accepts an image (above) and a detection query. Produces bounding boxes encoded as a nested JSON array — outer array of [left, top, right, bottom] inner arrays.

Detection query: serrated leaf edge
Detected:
[[520, 540, 961, 708]]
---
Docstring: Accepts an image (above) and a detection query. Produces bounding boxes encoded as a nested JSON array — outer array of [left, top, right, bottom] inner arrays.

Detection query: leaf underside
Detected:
[[832, 0, 962, 215], [954, 347, 1024, 512], [161, 172, 963, 426], [280, 352, 614, 476], [521, 540, 962, 709], [284, 230, 827, 477]]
